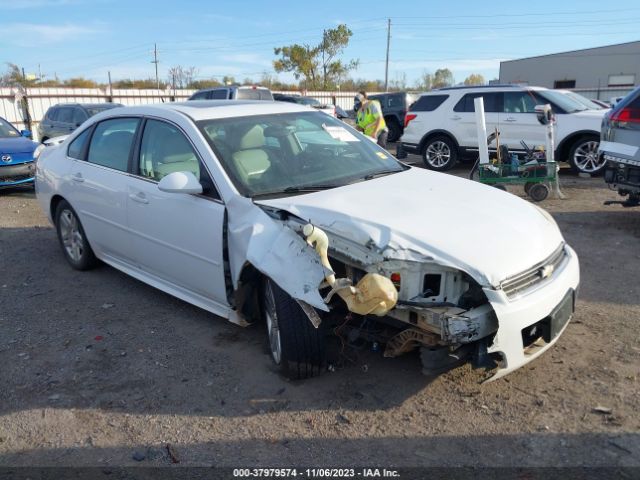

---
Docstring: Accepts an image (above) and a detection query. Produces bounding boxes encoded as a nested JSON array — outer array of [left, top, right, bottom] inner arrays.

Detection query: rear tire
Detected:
[[422, 135, 458, 171], [386, 118, 402, 143], [54, 200, 98, 270], [262, 278, 326, 380]]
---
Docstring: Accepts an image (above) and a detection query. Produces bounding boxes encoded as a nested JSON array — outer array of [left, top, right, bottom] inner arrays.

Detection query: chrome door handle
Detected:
[[71, 173, 84, 183], [129, 192, 149, 204], [504, 117, 516, 122]]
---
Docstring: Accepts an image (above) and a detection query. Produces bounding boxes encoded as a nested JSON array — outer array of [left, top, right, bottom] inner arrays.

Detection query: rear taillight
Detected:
[[404, 113, 417, 128], [610, 107, 640, 126]]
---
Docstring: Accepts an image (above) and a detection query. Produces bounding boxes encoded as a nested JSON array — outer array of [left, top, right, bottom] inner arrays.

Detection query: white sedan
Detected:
[[36, 101, 580, 380]]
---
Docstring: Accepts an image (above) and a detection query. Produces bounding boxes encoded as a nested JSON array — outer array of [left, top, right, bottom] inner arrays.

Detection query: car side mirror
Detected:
[[21, 130, 32, 138], [157, 171, 203, 195]]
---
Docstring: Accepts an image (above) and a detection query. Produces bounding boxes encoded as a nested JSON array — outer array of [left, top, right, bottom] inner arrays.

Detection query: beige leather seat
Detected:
[[231, 125, 270, 184], [154, 134, 200, 180]]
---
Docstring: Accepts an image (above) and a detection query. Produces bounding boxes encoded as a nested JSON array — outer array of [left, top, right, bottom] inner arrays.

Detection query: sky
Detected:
[[1, 0, 640, 88]]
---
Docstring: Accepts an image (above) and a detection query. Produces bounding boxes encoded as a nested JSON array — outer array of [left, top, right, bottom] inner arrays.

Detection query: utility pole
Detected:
[[152, 43, 160, 90], [384, 18, 391, 92], [108, 71, 113, 103]]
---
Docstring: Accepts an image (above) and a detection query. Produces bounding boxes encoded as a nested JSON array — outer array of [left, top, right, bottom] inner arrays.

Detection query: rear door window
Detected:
[[411, 95, 449, 112], [87, 118, 139, 172], [453, 92, 502, 113], [67, 128, 92, 160], [190, 91, 209, 100], [72, 108, 88, 126], [47, 107, 59, 121]]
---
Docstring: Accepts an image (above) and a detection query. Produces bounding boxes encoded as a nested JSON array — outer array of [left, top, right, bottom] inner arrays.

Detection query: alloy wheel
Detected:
[[264, 281, 282, 365], [573, 140, 603, 173], [425, 141, 451, 168], [59, 209, 84, 262]]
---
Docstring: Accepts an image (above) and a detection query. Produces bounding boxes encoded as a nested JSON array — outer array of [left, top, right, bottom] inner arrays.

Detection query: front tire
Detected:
[[422, 135, 458, 171], [55, 200, 97, 270], [568, 135, 604, 175], [262, 278, 326, 380]]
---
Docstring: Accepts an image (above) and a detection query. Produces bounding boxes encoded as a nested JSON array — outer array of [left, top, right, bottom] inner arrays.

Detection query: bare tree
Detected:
[[167, 66, 198, 89]]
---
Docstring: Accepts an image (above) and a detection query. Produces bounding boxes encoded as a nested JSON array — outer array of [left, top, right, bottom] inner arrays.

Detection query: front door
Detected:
[[499, 91, 546, 151], [125, 118, 227, 304]]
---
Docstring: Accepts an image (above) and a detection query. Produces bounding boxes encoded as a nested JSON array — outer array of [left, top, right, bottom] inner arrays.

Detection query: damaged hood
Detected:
[[256, 168, 564, 287]]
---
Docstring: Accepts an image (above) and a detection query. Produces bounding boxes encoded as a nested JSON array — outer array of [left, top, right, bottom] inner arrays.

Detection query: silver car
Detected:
[[601, 85, 640, 207]]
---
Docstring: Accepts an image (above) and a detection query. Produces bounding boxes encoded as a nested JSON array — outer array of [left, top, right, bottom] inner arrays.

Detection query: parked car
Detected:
[[273, 93, 336, 117], [601, 85, 640, 207], [558, 90, 609, 110], [38, 103, 123, 142], [354, 92, 416, 142], [36, 101, 579, 381], [188, 85, 273, 101], [399, 85, 607, 174], [0, 116, 39, 188]]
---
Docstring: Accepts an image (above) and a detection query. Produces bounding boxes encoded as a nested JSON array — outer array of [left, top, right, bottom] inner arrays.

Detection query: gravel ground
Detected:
[[0, 158, 639, 470]]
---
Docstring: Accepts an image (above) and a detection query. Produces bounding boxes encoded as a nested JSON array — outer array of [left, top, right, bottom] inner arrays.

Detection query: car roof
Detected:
[[91, 100, 312, 121], [50, 103, 122, 108], [418, 85, 547, 96], [194, 85, 271, 93]]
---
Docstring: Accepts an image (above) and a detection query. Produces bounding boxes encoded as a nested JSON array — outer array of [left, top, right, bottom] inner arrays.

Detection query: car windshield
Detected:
[[561, 91, 606, 110], [198, 111, 406, 198], [537, 90, 588, 113], [85, 104, 122, 117], [296, 97, 321, 106], [0, 118, 19, 138]]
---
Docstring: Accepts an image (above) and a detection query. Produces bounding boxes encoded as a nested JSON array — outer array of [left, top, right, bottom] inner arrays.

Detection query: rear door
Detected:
[[499, 90, 546, 150], [68, 117, 140, 264], [452, 92, 501, 149], [55, 107, 76, 137]]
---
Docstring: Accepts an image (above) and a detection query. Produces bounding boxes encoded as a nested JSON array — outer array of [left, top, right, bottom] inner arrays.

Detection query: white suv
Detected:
[[399, 85, 608, 174]]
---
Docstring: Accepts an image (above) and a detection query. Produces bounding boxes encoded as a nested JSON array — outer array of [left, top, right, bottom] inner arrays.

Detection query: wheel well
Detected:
[[234, 262, 265, 323], [556, 131, 599, 162], [50, 195, 65, 223], [419, 130, 459, 154], [384, 115, 400, 126]]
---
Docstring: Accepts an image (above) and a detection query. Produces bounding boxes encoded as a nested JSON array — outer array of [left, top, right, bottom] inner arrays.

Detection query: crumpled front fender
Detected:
[[226, 196, 329, 311]]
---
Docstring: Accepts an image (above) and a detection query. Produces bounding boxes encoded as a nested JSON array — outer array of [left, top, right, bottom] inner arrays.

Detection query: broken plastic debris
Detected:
[[321, 124, 359, 142]]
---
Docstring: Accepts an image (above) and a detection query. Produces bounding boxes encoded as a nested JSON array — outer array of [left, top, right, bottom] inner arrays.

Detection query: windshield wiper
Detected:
[[357, 170, 402, 182], [252, 184, 340, 198]]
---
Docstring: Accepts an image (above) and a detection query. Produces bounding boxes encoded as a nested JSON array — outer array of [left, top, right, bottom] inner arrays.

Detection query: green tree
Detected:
[[433, 68, 454, 89], [464, 73, 485, 86], [63, 77, 100, 88], [414, 71, 434, 91], [0, 63, 34, 88], [273, 24, 359, 90], [188, 79, 222, 89], [113, 78, 165, 89]]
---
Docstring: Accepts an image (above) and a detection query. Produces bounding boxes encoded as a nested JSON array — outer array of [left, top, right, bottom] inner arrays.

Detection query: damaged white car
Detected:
[[35, 101, 580, 381]]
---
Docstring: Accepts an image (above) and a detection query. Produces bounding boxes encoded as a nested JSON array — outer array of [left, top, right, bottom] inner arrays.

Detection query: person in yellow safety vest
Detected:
[[355, 91, 388, 148]]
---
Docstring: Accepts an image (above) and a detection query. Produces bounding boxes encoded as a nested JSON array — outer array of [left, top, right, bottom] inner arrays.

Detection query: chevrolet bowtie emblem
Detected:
[[539, 265, 554, 279]]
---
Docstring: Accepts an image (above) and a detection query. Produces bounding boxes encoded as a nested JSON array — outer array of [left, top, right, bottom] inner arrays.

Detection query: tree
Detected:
[[167, 66, 197, 89], [222, 75, 236, 85], [113, 78, 165, 89], [464, 73, 485, 86], [188, 79, 222, 89], [274, 24, 358, 90], [414, 70, 433, 91], [0, 63, 33, 88], [433, 68, 454, 89], [63, 77, 99, 88], [389, 72, 407, 91]]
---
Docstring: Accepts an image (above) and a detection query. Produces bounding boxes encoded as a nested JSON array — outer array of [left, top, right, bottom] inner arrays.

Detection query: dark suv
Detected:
[[602, 85, 640, 207], [353, 92, 416, 142], [38, 103, 122, 142]]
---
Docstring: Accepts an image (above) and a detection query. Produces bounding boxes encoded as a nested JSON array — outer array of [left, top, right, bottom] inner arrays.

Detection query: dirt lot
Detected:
[[0, 159, 639, 470]]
